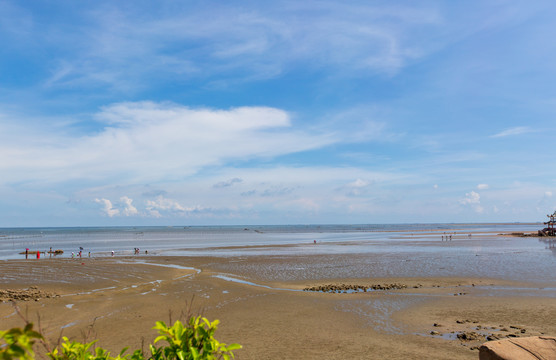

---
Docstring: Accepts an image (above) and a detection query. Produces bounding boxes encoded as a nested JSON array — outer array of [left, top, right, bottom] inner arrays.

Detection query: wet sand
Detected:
[[1, 252, 556, 360]]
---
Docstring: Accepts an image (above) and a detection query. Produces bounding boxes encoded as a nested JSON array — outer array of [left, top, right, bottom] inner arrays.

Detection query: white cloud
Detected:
[[545, 191, 553, 198], [460, 191, 484, 214], [347, 179, 372, 196], [77, 165, 413, 222], [491, 126, 532, 138], [460, 191, 480, 205], [94, 196, 138, 217], [0, 102, 336, 185], [477, 184, 489, 190], [95, 198, 120, 217], [146, 196, 185, 212], [120, 196, 138, 216], [349, 179, 371, 188], [144, 196, 214, 218]]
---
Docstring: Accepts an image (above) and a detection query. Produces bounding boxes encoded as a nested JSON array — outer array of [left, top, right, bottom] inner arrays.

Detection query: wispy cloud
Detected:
[[341, 179, 373, 196], [491, 126, 532, 138], [29, 2, 443, 91], [2, 1, 556, 226], [146, 196, 185, 214], [213, 178, 243, 189]]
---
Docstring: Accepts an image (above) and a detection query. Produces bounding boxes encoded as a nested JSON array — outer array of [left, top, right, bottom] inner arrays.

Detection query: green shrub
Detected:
[[0, 316, 240, 360], [0, 324, 43, 360]]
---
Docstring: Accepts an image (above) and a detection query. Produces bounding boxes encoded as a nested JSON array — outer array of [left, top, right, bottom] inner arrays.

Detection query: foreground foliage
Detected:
[[0, 316, 241, 360]]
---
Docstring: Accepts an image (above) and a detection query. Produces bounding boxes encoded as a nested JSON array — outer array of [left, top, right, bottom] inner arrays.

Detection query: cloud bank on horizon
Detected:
[[0, 0, 555, 226]]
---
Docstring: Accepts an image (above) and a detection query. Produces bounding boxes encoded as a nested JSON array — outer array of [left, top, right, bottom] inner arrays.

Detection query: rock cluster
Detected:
[[509, 232, 538, 237], [0, 286, 57, 302], [457, 331, 484, 341], [303, 283, 407, 293], [430, 319, 537, 350]]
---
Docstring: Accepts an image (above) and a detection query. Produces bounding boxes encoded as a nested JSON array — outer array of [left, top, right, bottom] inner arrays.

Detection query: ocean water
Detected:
[[0, 223, 540, 259], [1, 223, 555, 284]]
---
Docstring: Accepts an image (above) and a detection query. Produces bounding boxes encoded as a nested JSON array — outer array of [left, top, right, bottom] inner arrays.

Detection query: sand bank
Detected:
[[1, 255, 556, 359]]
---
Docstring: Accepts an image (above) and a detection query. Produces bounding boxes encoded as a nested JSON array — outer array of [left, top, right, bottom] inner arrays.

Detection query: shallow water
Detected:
[[1, 224, 555, 284], [0, 223, 542, 259], [335, 296, 427, 335]]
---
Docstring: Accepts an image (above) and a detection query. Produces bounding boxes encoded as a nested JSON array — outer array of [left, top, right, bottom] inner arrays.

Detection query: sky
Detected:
[[1, 0, 556, 226]]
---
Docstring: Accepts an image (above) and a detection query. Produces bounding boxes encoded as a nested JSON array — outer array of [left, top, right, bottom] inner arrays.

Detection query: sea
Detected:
[[1, 223, 555, 284], [0, 223, 542, 259]]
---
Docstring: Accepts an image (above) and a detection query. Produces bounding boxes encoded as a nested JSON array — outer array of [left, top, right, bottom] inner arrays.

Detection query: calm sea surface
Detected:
[[1, 224, 555, 284]]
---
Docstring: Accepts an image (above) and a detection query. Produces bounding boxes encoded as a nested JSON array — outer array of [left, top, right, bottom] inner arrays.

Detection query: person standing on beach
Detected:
[[25, 248, 29, 259]]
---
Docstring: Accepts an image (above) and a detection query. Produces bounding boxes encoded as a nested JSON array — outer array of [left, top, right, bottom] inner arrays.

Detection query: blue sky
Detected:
[[1, 0, 555, 226]]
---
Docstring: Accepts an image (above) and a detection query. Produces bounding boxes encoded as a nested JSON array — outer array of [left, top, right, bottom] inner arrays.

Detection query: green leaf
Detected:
[[226, 344, 242, 351]]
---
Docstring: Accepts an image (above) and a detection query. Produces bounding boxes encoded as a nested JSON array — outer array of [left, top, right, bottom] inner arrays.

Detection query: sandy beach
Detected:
[[2, 244, 556, 359]]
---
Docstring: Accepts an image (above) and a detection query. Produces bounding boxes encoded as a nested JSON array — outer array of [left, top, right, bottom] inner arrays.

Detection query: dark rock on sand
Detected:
[[303, 283, 408, 293], [457, 331, 485, 341]]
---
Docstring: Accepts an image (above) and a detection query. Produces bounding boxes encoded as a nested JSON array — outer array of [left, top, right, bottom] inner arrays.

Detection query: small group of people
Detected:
[[441, 234, 453, 241], [441, 232, 473, 241], [134, 247, 148, 254], [24, 247, 147, 259], [71, 250, 91, 258]]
